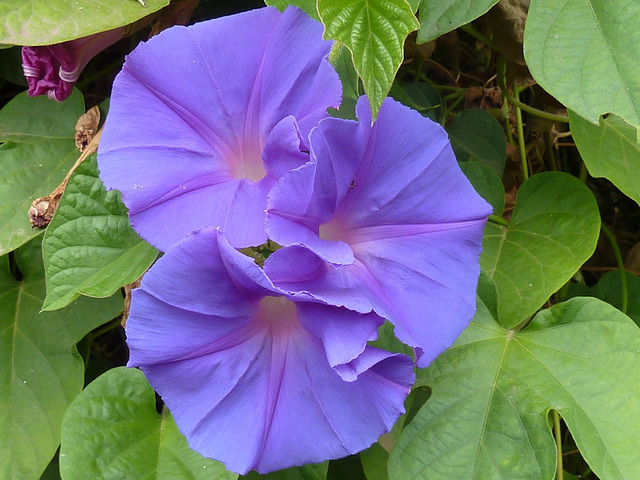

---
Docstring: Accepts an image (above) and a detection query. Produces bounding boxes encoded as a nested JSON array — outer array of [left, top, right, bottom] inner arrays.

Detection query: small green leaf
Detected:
[[0, 90, 84, 256], [458, 161, 504, 216], [318, 0, 419, 120], [415, 0, 499, 44], [60, 367, 237, 480], [243, 462, 328, 480], [390, 293, 640, 480], [447, 109, 506, 177], [42, 154, 157, 311], [524, 0, 640, 128], [592, 270, 640, 327], [480, 172, 600, 327], [359, 443, 388, 480], [570, 112, 640, 206], [0, 0, 169, 46], [264, 0, 319, 19], [0, 238, 123, 480]]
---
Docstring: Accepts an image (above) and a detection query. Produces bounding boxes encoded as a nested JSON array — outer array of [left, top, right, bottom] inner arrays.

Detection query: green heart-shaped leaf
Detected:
[[480, 172, 600, 326], [0, 90, 84, 256], [0, 0, 169, 46], [60, 367, 237, 480], [415, 0, 499, 44], [318, 0, 419, 120], [0, 238, 123, 480], [390, 291, 640, 480], [524, 0, 640, 128], [42, 154, 157, 311]]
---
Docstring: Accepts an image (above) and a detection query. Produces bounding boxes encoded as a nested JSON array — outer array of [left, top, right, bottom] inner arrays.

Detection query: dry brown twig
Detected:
[[29, 109, 102, 229]]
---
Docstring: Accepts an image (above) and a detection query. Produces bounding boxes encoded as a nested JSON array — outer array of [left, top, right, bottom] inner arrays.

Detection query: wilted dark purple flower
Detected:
[[265, 97, 493, 367], [126, 228, 414, 474], [22, 26, 131, 101], [98, 6, 341, 251]]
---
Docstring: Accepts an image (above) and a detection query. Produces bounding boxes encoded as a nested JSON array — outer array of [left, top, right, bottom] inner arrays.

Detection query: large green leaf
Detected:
[[318, 0, 419, 120], [42, 154, 157, 311], [415, 0, 499, 44], [0, 90, 84, 256], [524, 0, 640, 128], [0, 0, 169, 46], [389, 292, 640, 480], [264, 0, 319, 19], [570, 112, 640, 206], [0, 238, 123, 480], [480, 172, 600, 327], [60, 367, 236, 480]]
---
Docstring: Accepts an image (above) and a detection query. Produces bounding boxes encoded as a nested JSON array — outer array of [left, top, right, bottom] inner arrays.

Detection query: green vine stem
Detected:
[[552, 410, 563, 480], [496, 58, 570, 124], [513, 85, 529, 181], [459, 23, 501, 52], [601, 224, 628, 314], [488, 213, 509, 226]]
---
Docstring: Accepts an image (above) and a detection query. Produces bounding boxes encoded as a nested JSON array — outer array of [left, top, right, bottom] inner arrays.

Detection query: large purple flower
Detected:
[[126, 228, 414, 474], [265, 97, 492, 367], [98, 6, 341, 251]]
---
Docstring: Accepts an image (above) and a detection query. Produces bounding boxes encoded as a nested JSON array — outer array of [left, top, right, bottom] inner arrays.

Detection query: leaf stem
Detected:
[[552, 410, 563, 480], [459, 24, 501, 52], [496, 58, 569, 124], [601, 224, 628, 314], [502, 97, 516, 146], [488, 214, 509, 226], [514, 86, 529, 181]]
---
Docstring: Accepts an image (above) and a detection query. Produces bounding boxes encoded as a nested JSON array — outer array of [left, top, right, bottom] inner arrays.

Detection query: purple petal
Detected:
[[296, 302, 383, 373], [140, 227, 275, 316], [126, 229, 413, 474], [262, 116, 309, 179], [264, 246, 372, 313], [266, 162, 355, 264], [266, 96, 492, 367], [98, 6, 341, 251]]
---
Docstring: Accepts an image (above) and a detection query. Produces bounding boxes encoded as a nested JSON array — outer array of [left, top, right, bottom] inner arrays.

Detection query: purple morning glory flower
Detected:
[[22, 26, 137, 101], [126, 228, 414, 474], [98, 6, 341, 251], [265, 97, 493, 367]]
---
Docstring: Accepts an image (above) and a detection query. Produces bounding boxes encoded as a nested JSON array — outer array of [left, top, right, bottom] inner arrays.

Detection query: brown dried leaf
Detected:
[[75, 106, 101, 152]]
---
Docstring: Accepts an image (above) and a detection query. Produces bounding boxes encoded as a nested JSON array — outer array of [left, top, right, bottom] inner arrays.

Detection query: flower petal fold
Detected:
[[126, 228, 413, 474], [266, 97, 492, 367], [98, 6, 341, 251]]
